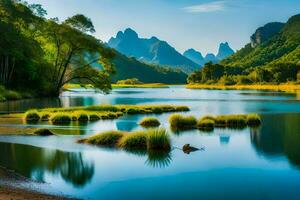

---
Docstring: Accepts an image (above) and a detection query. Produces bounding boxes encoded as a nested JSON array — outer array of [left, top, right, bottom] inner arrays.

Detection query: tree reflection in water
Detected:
[[250, 113, 300, 169], [0, 143, 94, 188]]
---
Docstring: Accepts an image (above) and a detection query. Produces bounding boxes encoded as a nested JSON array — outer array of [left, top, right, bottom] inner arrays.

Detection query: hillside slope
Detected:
[[222, 14, 300, 68]]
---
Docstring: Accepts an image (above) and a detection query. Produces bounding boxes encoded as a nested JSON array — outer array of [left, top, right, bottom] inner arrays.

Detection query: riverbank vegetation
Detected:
[[169, 113, 261, 131]]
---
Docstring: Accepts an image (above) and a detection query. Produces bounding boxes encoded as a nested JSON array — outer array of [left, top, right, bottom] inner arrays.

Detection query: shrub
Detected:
[[197, 119, 215, 130], [169, 114, 197, 130], [34, 129, 55, 136], [79, 131, 124, 147], [139, 117, 161, 127], [226, 115, 247, 128], [89, 113, 100, 121], [200, 115, 216, 121], [4, 90, 22, 100], [214, 116, 227, 127], [24, 110, 40, 122], [247, 114, 262, 126], [76, 112, 89, 122], [147, 129, 171, 151], [118, 131, 147, 150], [40, 112, 50, 121], [50, 113, 72, 125]]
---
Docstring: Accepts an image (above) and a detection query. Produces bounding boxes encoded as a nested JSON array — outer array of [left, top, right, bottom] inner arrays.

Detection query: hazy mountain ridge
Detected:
[[183, 42, 235, 65], [108, 28, 199, 73]]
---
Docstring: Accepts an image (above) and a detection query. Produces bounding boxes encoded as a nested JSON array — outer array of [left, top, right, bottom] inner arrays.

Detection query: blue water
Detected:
[[0, 86, 299, 200]]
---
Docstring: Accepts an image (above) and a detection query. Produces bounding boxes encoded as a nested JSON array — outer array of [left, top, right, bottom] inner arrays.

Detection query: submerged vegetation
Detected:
[[139, 117, 161, 127]]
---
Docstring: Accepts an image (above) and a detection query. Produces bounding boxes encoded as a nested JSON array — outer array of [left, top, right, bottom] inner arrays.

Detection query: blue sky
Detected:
[[27, 0, 300, 55]]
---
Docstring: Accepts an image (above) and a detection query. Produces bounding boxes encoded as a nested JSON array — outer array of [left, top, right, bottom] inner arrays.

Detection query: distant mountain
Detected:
[[108, 28, 199, 73], [183, 49, 205, 66], [183, 43, 234, 66], [93, 49, 187, 84], [222, 14, 300, 68], [216, 42, 235, 60]]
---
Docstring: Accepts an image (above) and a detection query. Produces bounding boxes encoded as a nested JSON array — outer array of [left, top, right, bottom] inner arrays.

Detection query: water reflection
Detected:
[[145, 150, 172, 168], [0, 143, 94, 187], [251, 114, 300, 168]]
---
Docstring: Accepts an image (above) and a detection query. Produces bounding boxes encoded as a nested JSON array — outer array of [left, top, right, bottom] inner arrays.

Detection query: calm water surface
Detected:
[[0, 86, 300, 200]]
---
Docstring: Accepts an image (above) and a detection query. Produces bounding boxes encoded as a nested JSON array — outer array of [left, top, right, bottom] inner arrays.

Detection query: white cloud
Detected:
[[183, 1, 226, 13]]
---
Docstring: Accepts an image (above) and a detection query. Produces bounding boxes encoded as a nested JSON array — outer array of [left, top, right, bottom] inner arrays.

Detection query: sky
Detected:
[[26, 0, 300, 55]]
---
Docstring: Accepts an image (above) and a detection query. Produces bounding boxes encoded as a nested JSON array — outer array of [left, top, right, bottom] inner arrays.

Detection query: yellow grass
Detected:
[[186, 84, 300, 93]]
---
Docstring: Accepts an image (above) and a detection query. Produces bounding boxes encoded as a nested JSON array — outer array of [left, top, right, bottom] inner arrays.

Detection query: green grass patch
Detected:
[[76, 112, 89, 122], [147, 128, 171, 151], [24, 110, 40, 122], [169, 114, 197, 130], [79, 130, 124, 147], [34, 129, 55, 136], [50, 113, 72, 125], [118, 131, 147, 150], [247, 114, 262, 126], [197, 119, 215, 131], [139, 117, 161, 127]]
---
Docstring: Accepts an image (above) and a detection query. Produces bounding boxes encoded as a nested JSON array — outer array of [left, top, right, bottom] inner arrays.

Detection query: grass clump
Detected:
[[76, 112, 89, 122], [89, 113, 100, 121], [118, 131, 147, 150], [169, 114, 197, 130], [24, 110, 40, 122], [50, 113, 72, 125], [40, 112, 50, 121], [247, 114, 262, 126], [139, 117, 160, 128], [79, 131, 124, 147], [226, 115, 247, 128], [147, 128, 171, 151], [197, 119, 215, 131], [34, 129, 55, 136]]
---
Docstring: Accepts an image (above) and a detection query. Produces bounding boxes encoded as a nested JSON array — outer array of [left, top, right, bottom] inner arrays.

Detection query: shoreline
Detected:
[[0, 166, 75, 200], [186, 84, 300, 93]]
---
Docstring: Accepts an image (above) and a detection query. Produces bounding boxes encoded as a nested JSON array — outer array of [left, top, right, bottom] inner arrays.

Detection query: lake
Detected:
[[0, 86, 300, 200]]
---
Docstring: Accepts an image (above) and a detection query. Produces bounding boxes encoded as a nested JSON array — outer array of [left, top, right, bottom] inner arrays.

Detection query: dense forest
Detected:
[[0, 0, 186, 101], [188, 14, 300, 85]]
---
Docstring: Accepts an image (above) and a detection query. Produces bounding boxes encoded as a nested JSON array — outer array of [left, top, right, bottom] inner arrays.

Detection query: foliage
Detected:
[[79, 131, 124, 147], [24, 110, 40, 122], [117, 78, 143, 85], [146, 128, 171, 151], [118, 131, 147, 150], [34, 129, 54, 136], [169, 114, 197, 130], [50, 113, 72, 125], [247, 114, 262, 126], [139, 117, 161, 127], [0, 0, 115, 96]]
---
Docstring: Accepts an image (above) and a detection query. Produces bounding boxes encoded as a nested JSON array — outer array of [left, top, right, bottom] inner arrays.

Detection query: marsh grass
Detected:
[[50, 113, 72, 125], [139, 117, 160, 127], [146, 150, 172, 168], [24, 110, 40, 122], [34, 129, 55, 136], [40, 112, 50, 121], [118, 131, 147, 150], [89, 113, 100, 121], [224, 115, 247, 128], [147, 128, 171, 151], [197, 119, 215, 131], [78, 131, 124, 147], [247, 114, 262, 126], [76, 112, 89, 122], [169, 114, 197, 130]]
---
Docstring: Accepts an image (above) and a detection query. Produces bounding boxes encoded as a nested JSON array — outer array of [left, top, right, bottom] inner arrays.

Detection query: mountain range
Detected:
[[222, 14, 300, 68], [183, 42, 234, 66], [108, 28, 234, 73]]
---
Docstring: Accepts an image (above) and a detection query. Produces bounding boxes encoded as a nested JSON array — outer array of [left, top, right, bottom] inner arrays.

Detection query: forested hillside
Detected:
[[188, 14, 300, 85]]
